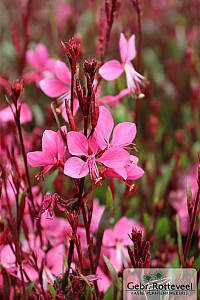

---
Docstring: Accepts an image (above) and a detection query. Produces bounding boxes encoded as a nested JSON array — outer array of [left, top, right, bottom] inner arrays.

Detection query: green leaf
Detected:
[[95, 187, 113, 268], [43, 169, 58, 194], [0, 263, 11, 300], [62, 254, 68, 276], [103, 255, 119, 300], [26, 281, 35, 297], [193, 255, 200, 269], [48, 283, 56, 298], [154, 217, 170, 240], [18, 188, 27, 225], [176, 215, 184, 266], [170, 255, 180, 268], [154, 158, 175, 199], [143, 212, 151, 232], [80, 274, 93, 300]]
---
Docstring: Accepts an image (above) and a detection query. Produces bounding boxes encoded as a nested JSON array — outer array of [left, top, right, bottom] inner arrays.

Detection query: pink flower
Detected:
[[103, 155, 144, 189], [99, 88, 130, 106], [0, 103, 32, 124], [27, 127, 67, 177], [96, 267, 111, 293], [99, 33, 145, 95], [94, 79, 130, 105], [95, 106, 137, 151], [64, 131, 130, 179], [39, 60, 79, 121], [25, 43, 57, 84], [102, 217, 143, 271]]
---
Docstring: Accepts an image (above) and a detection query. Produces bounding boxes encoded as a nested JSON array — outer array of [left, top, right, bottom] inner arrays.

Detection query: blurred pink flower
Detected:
[[94, 79, 130, 105], [22, 244, 66, 290], [170, 165, 198, 235], [96, 266, 111, 293], [90, 199, 104, 232], [39, 60, 79, 122], [27, 127, 67, 177], [95, 106, 136, 150], [0, 103, 32, 124], [99, 33, 146, 95], [64, 131, 130, 179], [102, 217, 143, 272], [25, 43, 57, 84], [99, 89, 130, 106]]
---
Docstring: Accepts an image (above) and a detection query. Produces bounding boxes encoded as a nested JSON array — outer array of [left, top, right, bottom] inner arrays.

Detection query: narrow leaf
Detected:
[[103, 255, 119, 300], [80, 274, 93, 300], [176, 215, 184, 267], [26, 281, 35, 297], [18, 188, 27, 226], [0, 263, 11, 300], [48, 283, 56, 298]]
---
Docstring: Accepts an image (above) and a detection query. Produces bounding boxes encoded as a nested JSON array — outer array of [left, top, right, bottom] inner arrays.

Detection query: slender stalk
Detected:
[[16, 193, 27, 300], [81, 201, 99, 297], [14, 106, 36, 213], [131, 0, 142, 125], [183, 180, 200, 264], [70, 71, 75, 114]]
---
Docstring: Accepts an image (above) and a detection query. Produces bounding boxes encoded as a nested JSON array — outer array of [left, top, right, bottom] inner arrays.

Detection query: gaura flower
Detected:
[[25, 43, 57, 84], [94, 106, 137, 150], [64, 131, 130, 179], [102, 217, 144, 272], [99, 33, 146, 95], [39, 60, 79, 121], [27, 127, 67, 177]]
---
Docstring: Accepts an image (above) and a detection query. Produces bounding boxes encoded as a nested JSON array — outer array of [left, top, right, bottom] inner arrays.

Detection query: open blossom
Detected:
[[102, 217, 144, 272], [95, 106, 136, 150], [27, 127, 67, 177], [39, 60, 79, 121], [99, 33, 146, 95], [25, 43, 57, 84], [64, 131, 130, 179]]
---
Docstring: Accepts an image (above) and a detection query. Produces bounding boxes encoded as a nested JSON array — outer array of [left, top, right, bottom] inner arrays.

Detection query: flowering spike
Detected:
[[127, 228, 151, 268], [8, 79, 24, 104]]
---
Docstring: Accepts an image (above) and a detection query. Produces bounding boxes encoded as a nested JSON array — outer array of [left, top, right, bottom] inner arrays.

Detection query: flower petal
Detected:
[[55, 61, 71, 85], [45, 58, 57, 73], [127, 34, 136, 62], [111, 122, 136, 147], [119, 33, 128, 63], [98, 147, 130, 168], [99, 60, 124, 81], [64, 157, 89, 178], [42, 130, 66, 159], [99, 88, 130, 105], [95, 106, 114, 149], [126, 164, 144, 180], [67, 131, 88, 156], [26, 50, 40, 69], [35, 44, 49, 66], [27, 151, 54, 167], [40, 78, 68, 97], [111, 167, 127, 180]]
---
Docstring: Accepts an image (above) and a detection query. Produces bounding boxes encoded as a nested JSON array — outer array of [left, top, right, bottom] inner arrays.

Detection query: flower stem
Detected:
[[14, 105, 35, 214]]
